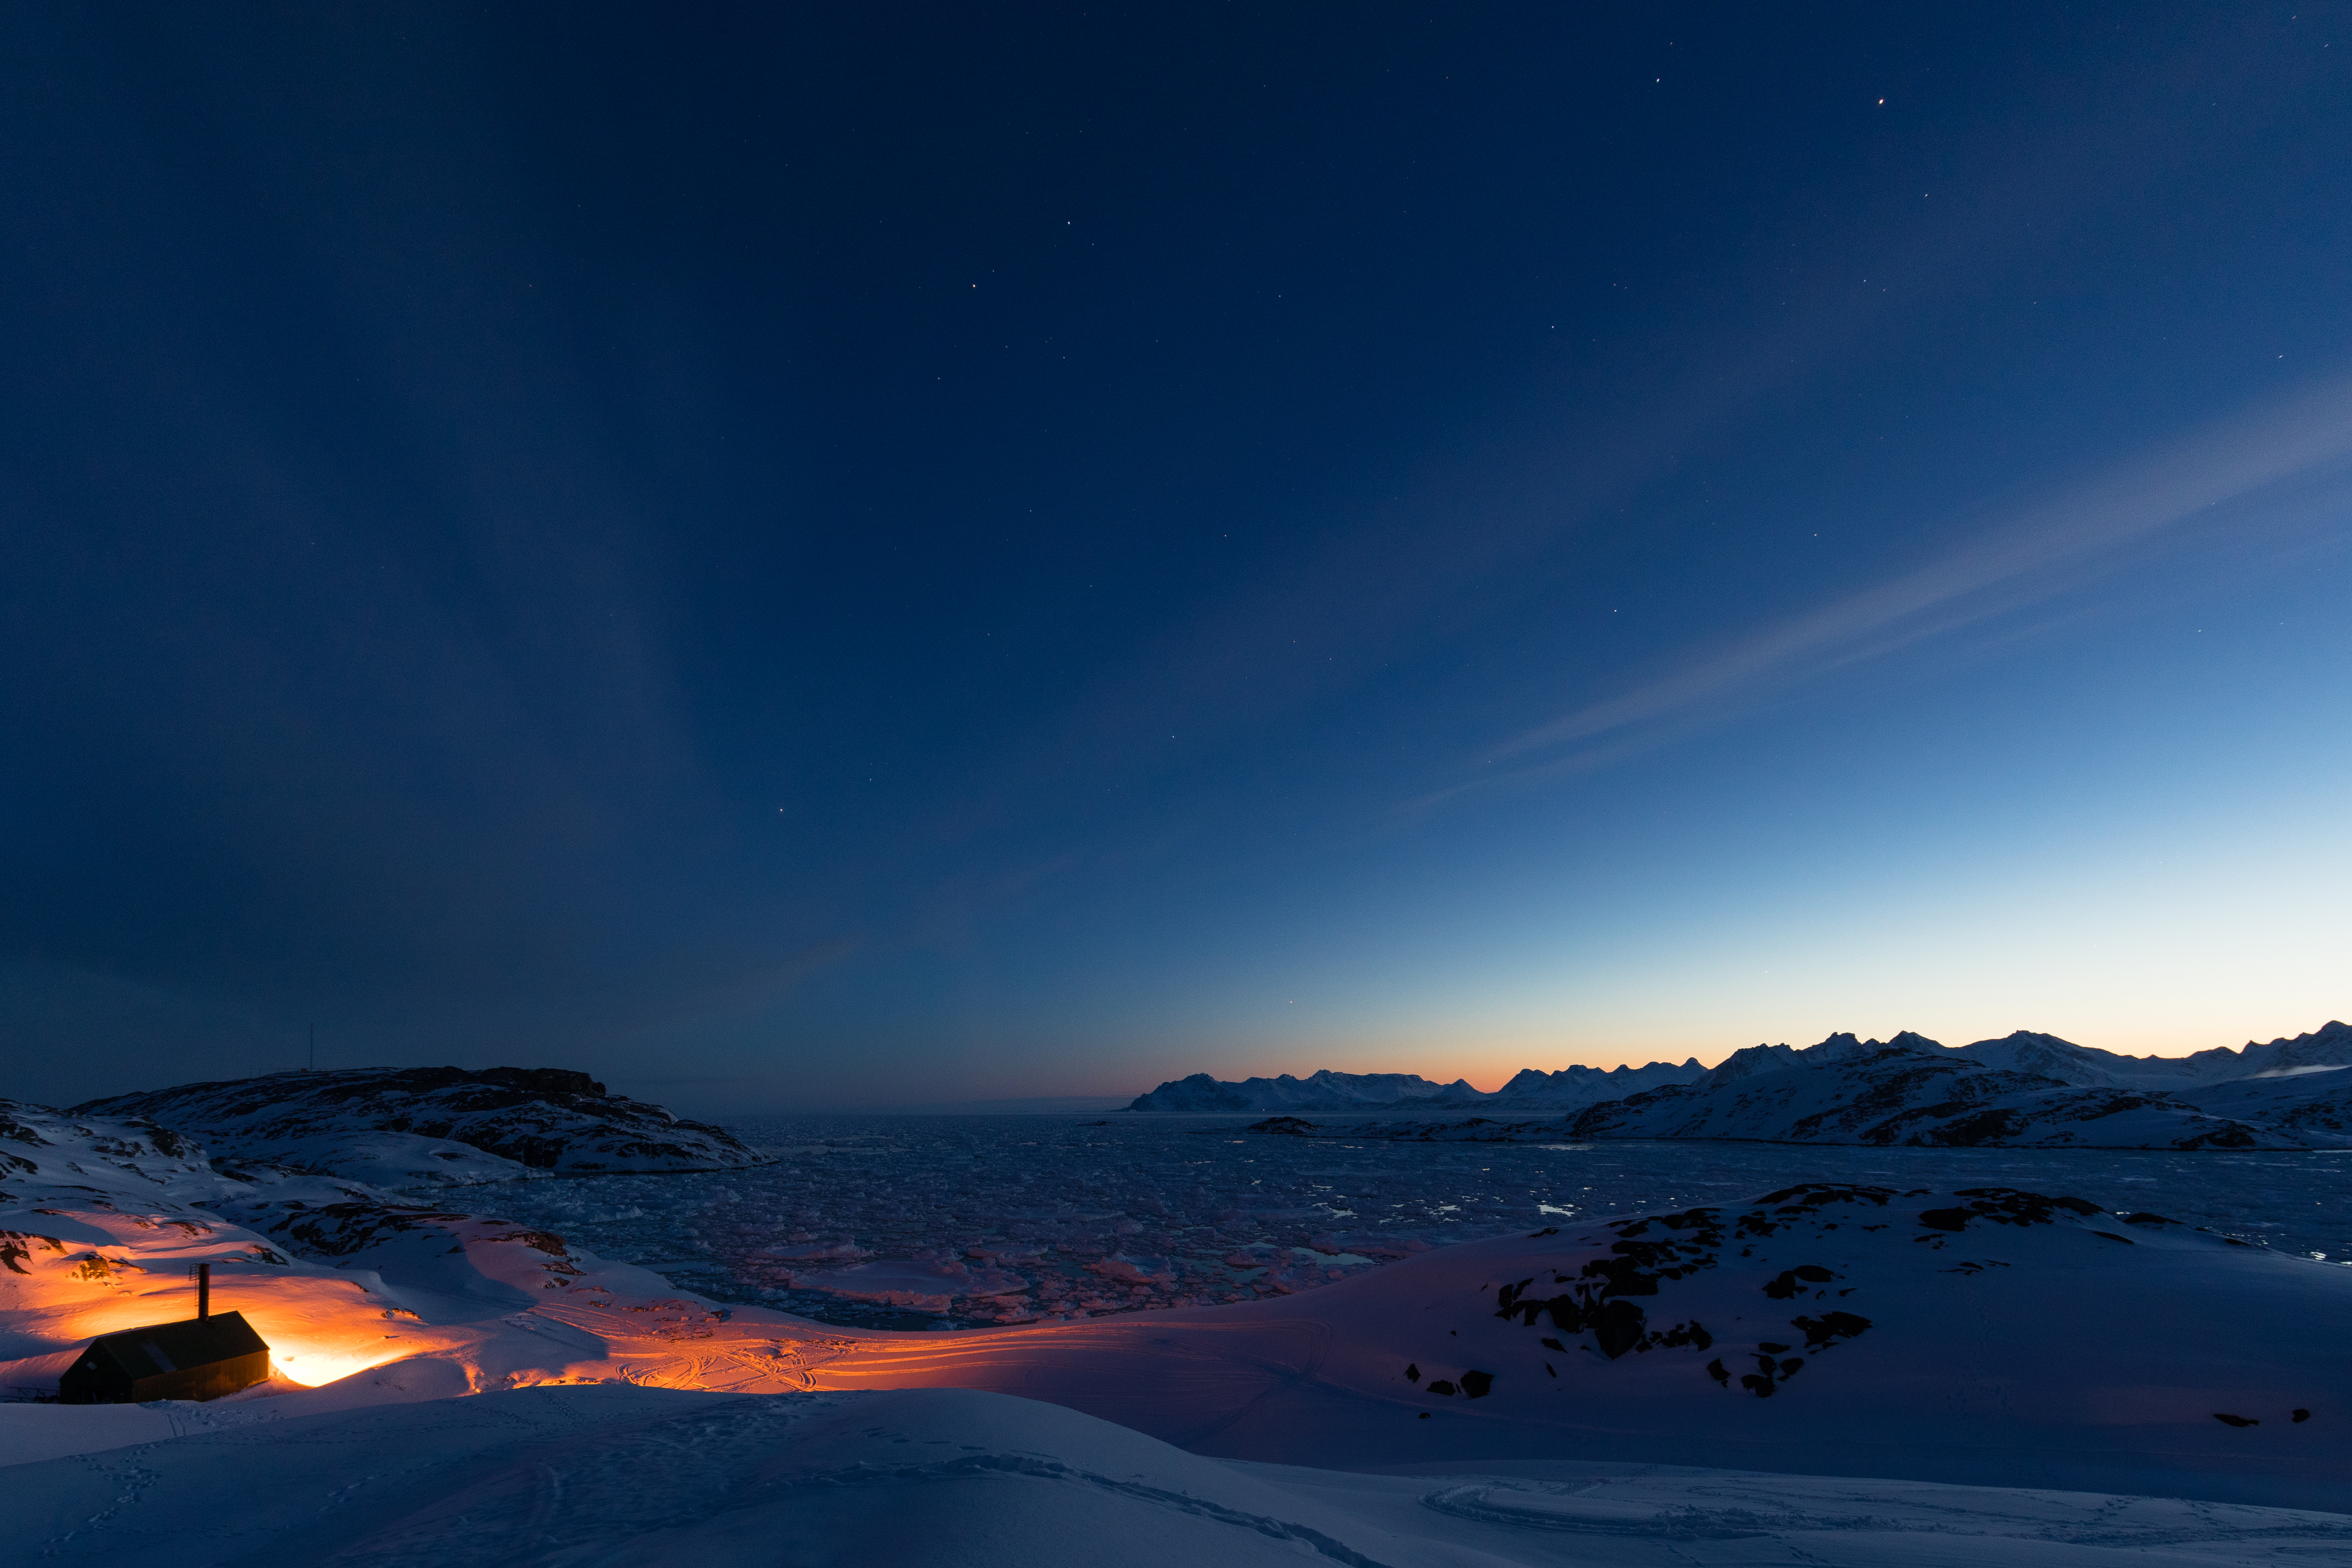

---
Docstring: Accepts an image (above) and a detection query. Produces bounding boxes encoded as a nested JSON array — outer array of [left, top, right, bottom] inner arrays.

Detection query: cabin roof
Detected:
[[78, 1311, 268, 1380]]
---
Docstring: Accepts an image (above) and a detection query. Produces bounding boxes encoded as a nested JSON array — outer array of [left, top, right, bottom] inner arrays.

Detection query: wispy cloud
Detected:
[[1431, 375, 2352, 805]]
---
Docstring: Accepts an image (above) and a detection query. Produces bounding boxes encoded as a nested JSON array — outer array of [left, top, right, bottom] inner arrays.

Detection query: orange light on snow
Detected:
[[266, 1340, 410, 1387]]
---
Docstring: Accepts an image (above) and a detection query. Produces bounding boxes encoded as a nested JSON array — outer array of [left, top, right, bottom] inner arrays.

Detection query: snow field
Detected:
[[16, 1383, 2350, 1566]]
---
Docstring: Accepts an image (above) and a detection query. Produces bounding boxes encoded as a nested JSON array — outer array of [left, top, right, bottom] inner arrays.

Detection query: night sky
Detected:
[[5, 6, 2348, 1113]]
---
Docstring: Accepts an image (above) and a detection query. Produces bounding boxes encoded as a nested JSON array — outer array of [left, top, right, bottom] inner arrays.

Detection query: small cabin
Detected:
[[58, 1311, 270, 1404]]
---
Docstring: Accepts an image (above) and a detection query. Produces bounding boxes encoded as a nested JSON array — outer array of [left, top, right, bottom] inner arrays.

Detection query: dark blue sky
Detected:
[[6, 5, 2348, 1112]]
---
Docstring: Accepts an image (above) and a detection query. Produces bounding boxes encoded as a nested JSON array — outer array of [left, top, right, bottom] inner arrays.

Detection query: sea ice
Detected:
[[481, 1113, 2352, 1328]]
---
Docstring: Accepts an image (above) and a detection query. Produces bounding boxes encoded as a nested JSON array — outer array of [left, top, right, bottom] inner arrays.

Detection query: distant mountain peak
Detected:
[[1128, 1058, 1707, 1114]]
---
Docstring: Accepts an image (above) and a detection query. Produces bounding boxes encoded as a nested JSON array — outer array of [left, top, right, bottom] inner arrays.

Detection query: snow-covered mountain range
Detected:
[[1939, 1023, 2352, 1086], [1129, 1059, 1708, 1112], [1136, 1020, 2352, 1115], [1259, 1022, 2352, 1149], [74, 1065, 768, 1187]]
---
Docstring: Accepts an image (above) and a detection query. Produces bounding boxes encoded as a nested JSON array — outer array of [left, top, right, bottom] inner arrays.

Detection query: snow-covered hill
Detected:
[[1280, 1031, 2352, 1149], [1129, 1059, 1706, 1112], [75, 1065, 767, 1187]]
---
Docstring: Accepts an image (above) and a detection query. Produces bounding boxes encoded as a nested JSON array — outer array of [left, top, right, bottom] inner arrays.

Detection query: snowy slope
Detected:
[[75, 1065, 767, 1186], [1320, 1035, 2352, 1149], [14, 1383, 2350, 1566], [778, 1179, 2348, 1508], [1130, 1059, 1706, 1112]]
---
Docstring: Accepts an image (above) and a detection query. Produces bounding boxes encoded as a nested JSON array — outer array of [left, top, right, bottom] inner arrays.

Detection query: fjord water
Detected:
[[484, 1115, 2351, 1327]]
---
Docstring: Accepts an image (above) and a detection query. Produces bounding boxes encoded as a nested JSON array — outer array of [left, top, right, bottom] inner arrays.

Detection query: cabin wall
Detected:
[[60, 1349, 271, 1404], [129, 1350, 271, 1404], [57, 1366, 133, 1405]]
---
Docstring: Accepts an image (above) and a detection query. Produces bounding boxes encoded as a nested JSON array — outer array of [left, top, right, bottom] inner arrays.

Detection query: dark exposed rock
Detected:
[[1954, 1189, 2104, 1222], [1921, 1190, 2103, 1234], [1762, 1265, 1837, 1298], [1245, 1116, 1321, 1136], [1789, 1311, 1871, 1348], [2213, 1413, 2260, 1427], [1590, 1299, 1648, 1359], [1459, 1369, 1494, 1398], [1755, 1184, 1910, 1210], [1650, 1320, 1713, 1350]]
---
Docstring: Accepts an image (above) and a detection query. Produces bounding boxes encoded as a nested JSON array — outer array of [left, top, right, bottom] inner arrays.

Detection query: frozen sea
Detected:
[[487, 1114, 2352, 1329]]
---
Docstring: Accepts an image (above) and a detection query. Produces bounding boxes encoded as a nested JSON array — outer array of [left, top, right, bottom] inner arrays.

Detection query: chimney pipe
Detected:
[[197, 1262, 210, 1320]]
